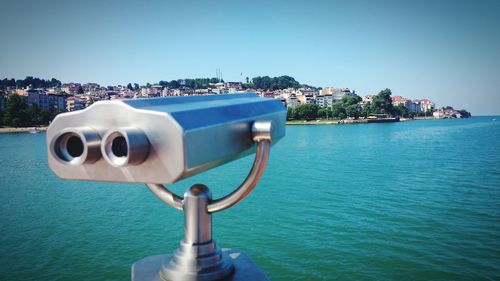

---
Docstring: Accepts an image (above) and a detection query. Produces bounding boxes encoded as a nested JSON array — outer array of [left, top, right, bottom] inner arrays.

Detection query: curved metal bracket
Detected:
[[145, 183, 184, 211], [208, 137, 270, 213], [145, 121, 272, 213]]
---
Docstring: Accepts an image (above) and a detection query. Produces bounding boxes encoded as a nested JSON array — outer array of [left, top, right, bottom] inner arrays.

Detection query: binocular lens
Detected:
[[101, 128, 149, 167], [51, 127, 101, 166], [111, 136, 128, 158], [66, 136, 84, 158], [52, 131, 91, 165]]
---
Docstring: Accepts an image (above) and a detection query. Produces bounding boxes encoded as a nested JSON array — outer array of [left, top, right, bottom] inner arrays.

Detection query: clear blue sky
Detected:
[[1, 0, 499, 115]]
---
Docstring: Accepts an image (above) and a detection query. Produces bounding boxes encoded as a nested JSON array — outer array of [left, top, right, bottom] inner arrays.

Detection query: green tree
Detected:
[[7, 76, 61, 89], [294, 104, 319, 120], [345, 104, 360, 119], [340, 95, 362, 119], [1, 94, 55, 126], [331, 103, 347, 119], [134, 83, 140, 90], [361, 103, 371, 117], [4, 94, 31, 127], [127, 83, 133, 91], [371, 88, 394, 115], [393, 104, 414, 118], [77, 85, 84, 95], [457, 109, 471, 118], [318, 107, 332, 119], [49, 109, 65, 123], [286, 107, 296, 120], [39, 109, 51, 124], [252, 76, 301, 90], [341, 95, 362, 106], [29, 103, 41, 125]]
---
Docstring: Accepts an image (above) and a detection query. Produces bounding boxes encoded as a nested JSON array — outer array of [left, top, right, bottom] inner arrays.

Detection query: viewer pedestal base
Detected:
[[132, 249, 269, 281]]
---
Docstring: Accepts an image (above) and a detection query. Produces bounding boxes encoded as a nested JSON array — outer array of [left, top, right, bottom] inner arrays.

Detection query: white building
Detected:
[[332, 90, 356, 103], [407, 100, 421, 113], [224, 82, 242, 91], [420, 99, 435, 112], [286, 94, 299, 108], [297, 94, 315, 105], [296, 88, 319, 97], [66, 96, 86, 112], [315, 94, 333, 108]]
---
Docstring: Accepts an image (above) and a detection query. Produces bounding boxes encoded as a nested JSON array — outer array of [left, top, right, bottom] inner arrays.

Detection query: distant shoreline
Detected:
[[0, 127, 48, 134], [0, 117, 461, 132], [286, 117, 435, 125]]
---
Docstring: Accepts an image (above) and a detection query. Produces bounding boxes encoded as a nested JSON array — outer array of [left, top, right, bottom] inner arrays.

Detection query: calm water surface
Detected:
[[1, 117, 499, 281]]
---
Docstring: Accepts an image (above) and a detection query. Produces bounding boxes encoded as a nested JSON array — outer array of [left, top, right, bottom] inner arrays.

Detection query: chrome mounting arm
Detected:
[[145, 121, 272, 213], [145, 183, 184, 211]]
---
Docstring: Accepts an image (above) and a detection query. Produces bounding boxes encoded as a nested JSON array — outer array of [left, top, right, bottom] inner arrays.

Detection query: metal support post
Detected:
[[132, 122, 273, 281], [158, 184, 234, 281]]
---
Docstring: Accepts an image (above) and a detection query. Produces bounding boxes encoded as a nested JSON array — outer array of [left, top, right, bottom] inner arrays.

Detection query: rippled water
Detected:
[[1, 117, 499, 280]]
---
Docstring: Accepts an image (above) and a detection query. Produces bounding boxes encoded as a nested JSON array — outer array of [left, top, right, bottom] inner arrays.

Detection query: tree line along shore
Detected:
[[286, 89, 470, 122], [0, 75, 311, 128], [0, 76, 470, 129]]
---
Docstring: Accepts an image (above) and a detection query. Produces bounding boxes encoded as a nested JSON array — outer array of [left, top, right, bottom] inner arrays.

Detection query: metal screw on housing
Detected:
[[141, 121, 272, 281]]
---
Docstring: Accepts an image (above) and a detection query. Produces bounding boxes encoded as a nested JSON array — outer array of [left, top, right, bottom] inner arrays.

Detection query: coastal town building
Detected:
[[27, 89, 46, 108], [286, 94, 299, 108], [297, 88, 318, 97], [319, 87, 334, 96], [391, 96, 435, 113], [315, 94, 334, 107], [61, 83, 81, 95], [66, 96, 86, 112], [297, 94, 316, 105], [47, 93, 68, 113], [408, 100, 421, 113], [27, 89, 68, 113], [433, 108, 462, 119], [332, 89, 356, 102], [420, 99, 435, 112], [224, 82, 242, 93], [140, 86, 162, 98], [361, 95, 373, 107], [391, 96, 409, 107], [320, 87, 356, 102], [0, 78, 447, 120], [82, 83, 100, 92]]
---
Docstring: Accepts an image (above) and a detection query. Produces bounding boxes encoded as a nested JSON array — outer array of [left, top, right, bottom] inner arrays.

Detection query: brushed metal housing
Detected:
[[46, 93, 286, 184]]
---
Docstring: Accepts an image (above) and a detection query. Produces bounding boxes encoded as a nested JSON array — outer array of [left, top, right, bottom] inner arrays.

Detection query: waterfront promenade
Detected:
[[0, 126, 47, 134]]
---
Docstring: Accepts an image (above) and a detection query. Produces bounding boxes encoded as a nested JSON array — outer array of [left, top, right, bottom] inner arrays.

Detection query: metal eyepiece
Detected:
[[50, 127, 101, 165], [101, 127, 150, 167]]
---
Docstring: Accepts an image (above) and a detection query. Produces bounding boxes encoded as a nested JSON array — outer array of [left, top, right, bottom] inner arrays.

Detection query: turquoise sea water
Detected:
[[1, 117, 499, 281]]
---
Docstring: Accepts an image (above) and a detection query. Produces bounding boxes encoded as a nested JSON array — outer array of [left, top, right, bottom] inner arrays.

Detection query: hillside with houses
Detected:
[[0, 76, 470, 127]]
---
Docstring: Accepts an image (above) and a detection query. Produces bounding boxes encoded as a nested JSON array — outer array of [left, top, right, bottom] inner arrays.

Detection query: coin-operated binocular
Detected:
[[47, 93, 286, 281]]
